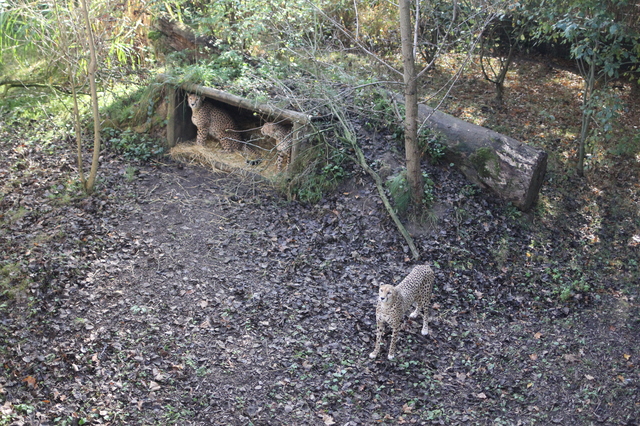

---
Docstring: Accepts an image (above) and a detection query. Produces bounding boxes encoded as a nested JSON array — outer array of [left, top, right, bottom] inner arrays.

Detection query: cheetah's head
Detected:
[[187, 94, 203, 109], [378, 285, 396, 306], [261, 122, 275, 136]]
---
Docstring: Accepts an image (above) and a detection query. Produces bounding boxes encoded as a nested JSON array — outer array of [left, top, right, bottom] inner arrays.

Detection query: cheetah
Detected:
[[369, 264, 435, 360], [187, 94, 245, 152], [261, 121, 293, 171]]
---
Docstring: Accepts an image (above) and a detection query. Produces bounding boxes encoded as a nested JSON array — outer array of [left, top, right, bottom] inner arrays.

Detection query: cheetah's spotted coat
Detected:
[[187, 94, 243, 151], [261, 122, 293, 171], [369, 264, 435, 360]]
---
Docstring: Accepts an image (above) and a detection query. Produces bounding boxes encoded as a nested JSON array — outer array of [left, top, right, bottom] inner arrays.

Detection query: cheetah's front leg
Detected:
[[387, 319, 401, 360], [276, 152, 288, 172], [195, 128, 207, 146], [369, 318, 385, 359]]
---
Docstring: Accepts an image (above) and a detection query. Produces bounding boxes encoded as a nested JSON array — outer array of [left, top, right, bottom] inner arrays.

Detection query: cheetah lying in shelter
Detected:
[[369, 264, 434, 360]]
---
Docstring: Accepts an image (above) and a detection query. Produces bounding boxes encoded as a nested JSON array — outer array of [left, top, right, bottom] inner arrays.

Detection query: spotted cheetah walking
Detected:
[[369, 265, 435, 360]]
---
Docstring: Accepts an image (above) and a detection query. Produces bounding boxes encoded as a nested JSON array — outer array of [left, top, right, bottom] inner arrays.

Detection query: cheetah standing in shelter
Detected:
[[187, 94, 243, 151]]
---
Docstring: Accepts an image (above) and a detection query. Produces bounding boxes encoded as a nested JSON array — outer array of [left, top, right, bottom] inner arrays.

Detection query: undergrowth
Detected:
[[354, 88, 447, 162], [164, 50, 291, 101], [281, 140, 349, 203], [0, 262, 31, 301], [386, 169, 436, 216], [104, 127, 165, 162]]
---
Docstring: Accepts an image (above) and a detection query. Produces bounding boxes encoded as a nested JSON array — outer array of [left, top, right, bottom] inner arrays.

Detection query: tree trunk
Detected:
[[577, 56, 596, 177], [80, 0, 100, 194], [53, 0, 86, 187], [400, 95, 547, 211], [398, 0, 423, 208]]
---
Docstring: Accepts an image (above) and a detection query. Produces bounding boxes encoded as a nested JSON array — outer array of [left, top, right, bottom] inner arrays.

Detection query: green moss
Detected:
[[469, 147, 501, 179], [0, 262, 31, 299]]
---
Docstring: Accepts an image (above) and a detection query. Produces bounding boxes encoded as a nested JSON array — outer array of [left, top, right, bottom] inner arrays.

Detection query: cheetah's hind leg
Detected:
[[409, 300, 429, 335], [420, 297, 430, 336]]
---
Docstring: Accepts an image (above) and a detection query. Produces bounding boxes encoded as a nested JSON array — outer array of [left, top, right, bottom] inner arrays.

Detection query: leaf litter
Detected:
[[1, 63, 640, 424]]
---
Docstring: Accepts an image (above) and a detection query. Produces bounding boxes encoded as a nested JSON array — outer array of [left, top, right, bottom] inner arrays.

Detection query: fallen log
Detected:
[[397, 95, 547, 211], [179, 82, 314, 125]]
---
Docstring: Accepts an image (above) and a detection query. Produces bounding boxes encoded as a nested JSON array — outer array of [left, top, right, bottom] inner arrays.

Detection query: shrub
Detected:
[[104, 128, 165, 162], [386, 169, 436, 215]]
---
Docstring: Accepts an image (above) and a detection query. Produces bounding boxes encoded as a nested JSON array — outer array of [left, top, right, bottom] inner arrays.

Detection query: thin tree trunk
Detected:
[[80, 0, 101, 193], [495, 82, 504, 105], [353, 0, 359, 41], [52, 0, 86, 186], [578, 56, 596, 177], [71, 80, 86, 185], [480, 26, 514, 106], [413, 0, 420, 59], [399, 0, 423, 208]]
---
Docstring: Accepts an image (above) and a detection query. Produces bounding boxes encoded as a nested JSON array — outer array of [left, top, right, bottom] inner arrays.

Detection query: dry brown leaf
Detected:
[[318, 412, 336, 425], [22, 376, 36, 388], [564, 354, 579, 363], [1, 401, 13, 415]]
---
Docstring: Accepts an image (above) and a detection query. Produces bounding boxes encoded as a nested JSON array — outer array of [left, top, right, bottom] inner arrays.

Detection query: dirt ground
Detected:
[[2, 55, 640, 424], [1, 140, 639, 425]]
